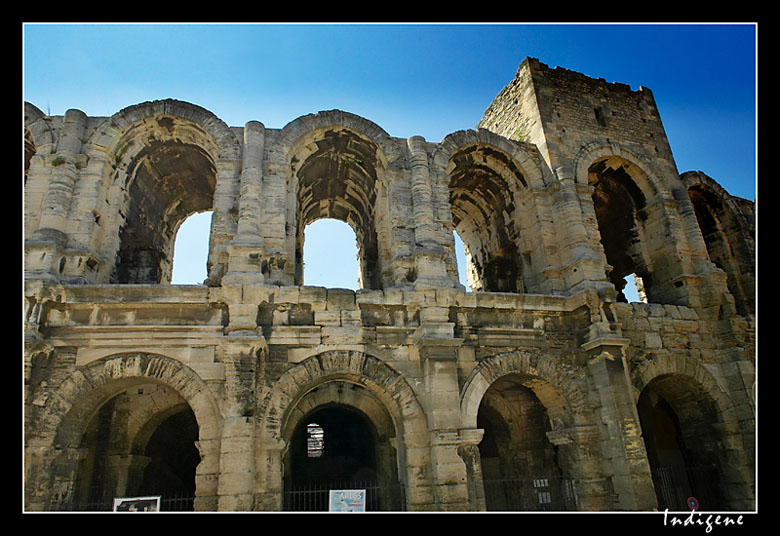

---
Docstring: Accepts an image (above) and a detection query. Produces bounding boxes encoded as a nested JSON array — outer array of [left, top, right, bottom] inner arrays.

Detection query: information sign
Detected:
[[328, 489, 366, 512], [112, 495, 161, 512]]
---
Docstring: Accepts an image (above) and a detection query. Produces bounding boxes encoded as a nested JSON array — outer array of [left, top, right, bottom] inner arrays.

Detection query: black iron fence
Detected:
[[283, 480, 406, 512], [482, 476, 578, 511], [651, 465, 724, 511], [53, 491, 195, 512], [45, 466, 730, 512]]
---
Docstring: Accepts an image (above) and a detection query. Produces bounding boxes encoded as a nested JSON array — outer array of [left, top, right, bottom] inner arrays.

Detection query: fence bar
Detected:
[[283, 480, 406, 512], [651, 465, 723, 511], [482, 475, 578, 511]]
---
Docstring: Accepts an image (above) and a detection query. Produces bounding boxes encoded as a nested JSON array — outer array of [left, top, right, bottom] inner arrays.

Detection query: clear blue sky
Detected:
[[23, 23, 757, 289]]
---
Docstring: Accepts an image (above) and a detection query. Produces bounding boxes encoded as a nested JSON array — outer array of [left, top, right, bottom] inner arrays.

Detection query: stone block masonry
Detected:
[[24, 57, 755, 512]]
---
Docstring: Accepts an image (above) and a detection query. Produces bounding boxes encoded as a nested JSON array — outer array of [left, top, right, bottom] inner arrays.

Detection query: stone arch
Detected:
[[271, 109, 399, 167], [86, 99, 240, 162], [574, 142, 691, 305], [24, 102, 55, 170], [84, 100, 241, 284], [460, 350, 592, 511], [26, 352, 222, 511], [435, 131, 548, 293], [572, 141, 670, 198], [281, 384, 404, 510], [630, 352, 741, 434], [257, 350, 431, 509], [129, 400, 191, 455], [270, 111, 397, 290], [435, 129, 548, 189], [280, 381, 397, 444], [681, 171, 755, 315], [460, 350, 589, 431], [681, 171, 734, 206], [631, 353, 755, 510]]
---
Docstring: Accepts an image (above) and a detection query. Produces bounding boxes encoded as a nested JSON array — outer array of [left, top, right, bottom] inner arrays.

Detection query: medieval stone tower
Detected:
[[24, 57, 755, 512]]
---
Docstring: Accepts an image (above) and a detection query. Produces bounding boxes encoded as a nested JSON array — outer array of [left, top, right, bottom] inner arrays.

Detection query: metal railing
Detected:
[[53, 491, 195, 512], [482, 476, 578, 511], [283, 480, 406, 512], [651, 465, 724, 511]]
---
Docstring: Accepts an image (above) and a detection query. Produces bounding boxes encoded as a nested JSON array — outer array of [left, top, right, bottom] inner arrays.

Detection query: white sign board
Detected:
[[112, 495, 161, 512], [328, 489, 366, 512]]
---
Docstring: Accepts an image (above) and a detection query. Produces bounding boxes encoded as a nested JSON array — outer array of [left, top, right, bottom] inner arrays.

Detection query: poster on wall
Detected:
[[328, 489, 366, 512], [112, 496, 161, 512]]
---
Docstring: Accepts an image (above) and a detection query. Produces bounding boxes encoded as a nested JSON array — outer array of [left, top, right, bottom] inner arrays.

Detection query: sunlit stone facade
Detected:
[[24, 58, 755, 512]]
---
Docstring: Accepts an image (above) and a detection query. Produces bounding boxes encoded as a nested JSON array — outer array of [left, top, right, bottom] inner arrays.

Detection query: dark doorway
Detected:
[[136, 408, 200, 510], [477, 379, 576, 511], [637, 387, 726, 511], [283, 404, 403, 511], [69, 391, 200, 512]]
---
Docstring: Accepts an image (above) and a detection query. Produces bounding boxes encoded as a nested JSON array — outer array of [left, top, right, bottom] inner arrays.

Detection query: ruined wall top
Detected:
[[477, 57, 678, 183], [24, 59, 754, 316]]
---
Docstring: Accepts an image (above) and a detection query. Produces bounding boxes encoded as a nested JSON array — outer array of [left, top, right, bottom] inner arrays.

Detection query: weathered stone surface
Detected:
[[24, 58, 754, 513]]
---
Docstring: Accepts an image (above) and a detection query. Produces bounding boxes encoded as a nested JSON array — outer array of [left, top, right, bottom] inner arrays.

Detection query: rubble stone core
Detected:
[[24, 57, 755, 512]]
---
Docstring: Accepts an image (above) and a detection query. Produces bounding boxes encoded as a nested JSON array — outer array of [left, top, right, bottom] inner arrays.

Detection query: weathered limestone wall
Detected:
[[478, 57, 676, 178], [24, 57, 755, 512]]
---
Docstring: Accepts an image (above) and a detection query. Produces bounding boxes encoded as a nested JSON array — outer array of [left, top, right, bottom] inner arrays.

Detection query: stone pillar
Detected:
[[194, 438, 221, 511], [583, 338, 657, 511], [236, 121, 266, 244], [24, 443, 58, 511], [457, 428, 486, 511], [217, 335, 267, 511], [47, 446, 89, 510], [407, 136, 450, 289], [641, 196, 693, 305], [252, 437, 286, 511], [416, 319, 471, 510], [552, 167, 612, 294], [58, 154, 108, 283], [223, 121, 267, 289], [216, 131, 271, 510], [207, 157, 242, 286], [37, 109, 87, 234], [710, 357, 755, 510], [547, 424, 613, 511], [217, 416, 255, 511], [27, 109, 88, 281]]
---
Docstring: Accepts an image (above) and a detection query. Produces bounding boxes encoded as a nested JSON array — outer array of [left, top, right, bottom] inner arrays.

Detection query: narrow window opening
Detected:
[[593, 105, 607, 127], [171, 211, 213, 285], [307, 423, 324, 458], [302, 219, 359, 289], [453, 230, 472, 292]]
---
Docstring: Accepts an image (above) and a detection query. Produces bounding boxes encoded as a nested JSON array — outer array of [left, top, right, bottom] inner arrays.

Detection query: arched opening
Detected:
[[687, 184, 753, 315], [449, 144, 525, 293], [589, 157, 656, 303], [292, 128, 382, 290], [70, 383, 200, 511], [283, 402, 403, 511], [477, 376, 576, 511], [301, 218, 360, 289], [171, 210, 213, 285], [637, 376, 729, 511], [113, 136, 216, 284]]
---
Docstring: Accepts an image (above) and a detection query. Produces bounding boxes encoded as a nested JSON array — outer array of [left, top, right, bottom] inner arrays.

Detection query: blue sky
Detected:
[[23, 23, 757, 290]]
